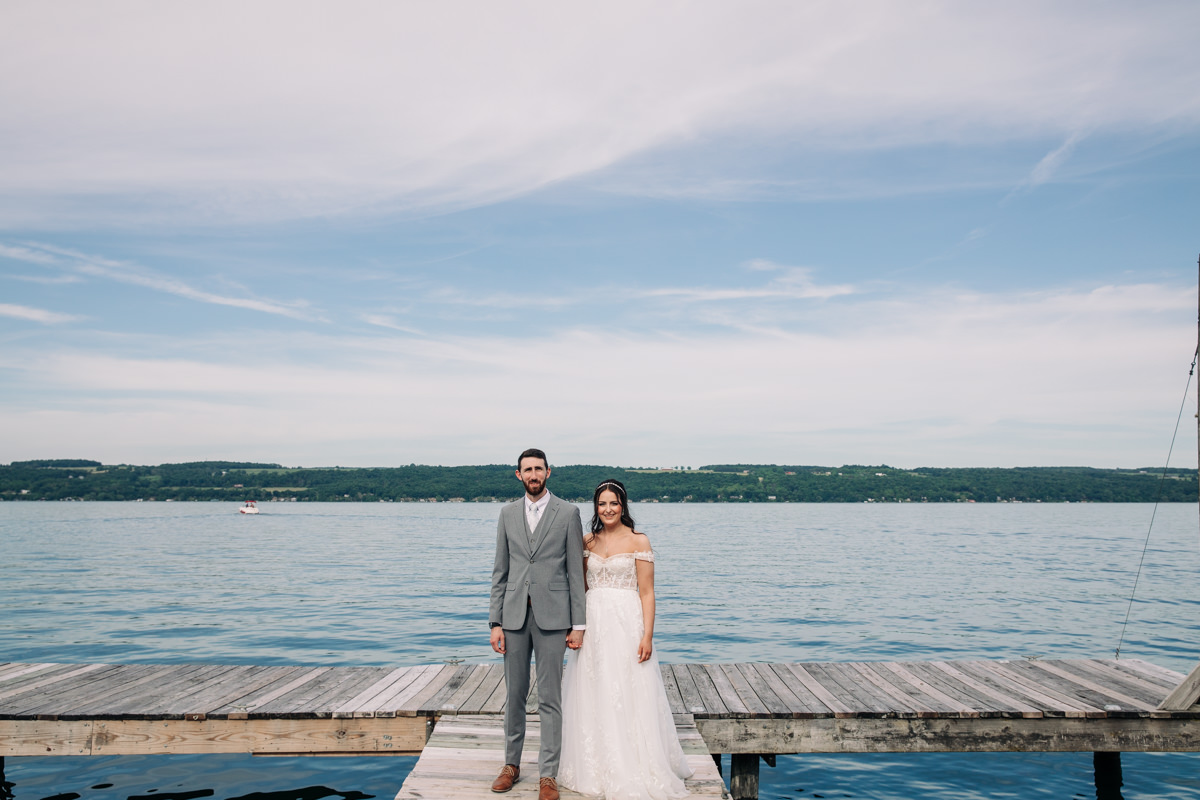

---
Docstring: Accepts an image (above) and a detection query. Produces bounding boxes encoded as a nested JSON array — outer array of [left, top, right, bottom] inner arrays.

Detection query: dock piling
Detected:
[[1094, 752, 1123, 800], [730, 753, 759, 800]]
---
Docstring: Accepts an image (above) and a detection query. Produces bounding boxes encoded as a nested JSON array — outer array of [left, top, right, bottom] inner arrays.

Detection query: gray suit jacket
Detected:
[[489, 493, 586, 631]]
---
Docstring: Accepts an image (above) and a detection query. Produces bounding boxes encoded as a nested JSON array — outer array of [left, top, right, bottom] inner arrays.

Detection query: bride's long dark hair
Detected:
[[590, 478, 637, 534]]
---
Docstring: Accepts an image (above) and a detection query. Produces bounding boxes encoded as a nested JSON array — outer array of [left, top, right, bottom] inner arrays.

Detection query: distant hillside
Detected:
[[1, 461, 1195, 503]]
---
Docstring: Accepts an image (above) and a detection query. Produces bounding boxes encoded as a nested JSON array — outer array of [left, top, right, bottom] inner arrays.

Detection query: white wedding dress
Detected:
[[558, 550, 692, 799]]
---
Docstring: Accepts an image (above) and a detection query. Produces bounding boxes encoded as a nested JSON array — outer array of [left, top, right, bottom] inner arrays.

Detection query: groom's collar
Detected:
[[525, 491, 551, 511]]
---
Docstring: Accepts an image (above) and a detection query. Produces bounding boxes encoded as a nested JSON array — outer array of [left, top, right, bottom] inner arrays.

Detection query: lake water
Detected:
[[1, 501, 1198, 799]]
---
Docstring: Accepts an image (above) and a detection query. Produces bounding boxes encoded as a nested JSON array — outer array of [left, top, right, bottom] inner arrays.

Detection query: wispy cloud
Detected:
[[0, 4, 1196, 224], [0, 303, 80, 324], [72, 259, 320, 320], [1005, 131, 1089, 200], [1027, 132, 1087, 186], [423, 287, 581, 310], [5, 273, 83, 285], [0, 243, 61, 264], [360, 314, 423, 335], [642, 264, 855, 303], [5, 241, 323, 321]]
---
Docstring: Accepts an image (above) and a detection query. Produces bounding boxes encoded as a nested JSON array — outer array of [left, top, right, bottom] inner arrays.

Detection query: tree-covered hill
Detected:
[[1, 461, 1195, 503]]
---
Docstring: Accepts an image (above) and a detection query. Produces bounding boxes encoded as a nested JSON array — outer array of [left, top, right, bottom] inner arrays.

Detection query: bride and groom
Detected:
[[489, 448, 693, 800]]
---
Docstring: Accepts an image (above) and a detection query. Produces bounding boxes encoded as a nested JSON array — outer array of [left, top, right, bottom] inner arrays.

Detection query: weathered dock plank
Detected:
[[333, 666, 417, 718], [1070, 659, 1176, 700], [0, 663, 67, 684], [124, 664, 240, 717], [251, 665, 365, 716], [401, 664, 460, 716], [927, 661, 1042, 717], [459, 665, 505, 715], [393, 714, 726, 799], [16, 664, 172, 717], [478, 668, 511, 715], [953, 661, 1085, 717], [659, 663, 685, 714], [745, 663, 811, 718], [0, 663, 112, 705], [992, 661, 1109, 717], [1122, 658, 1187, 687], [6, 664, 132, 716], [1157, 661, 1200, 711], [73, 665, 214, 717], [720, 663, 773, 716], [806, 663, 897, 716], [371, 664, 446, 717], [147, 664, 273, 717], [907, 661, 1014, 715], [215, 666, 328, 718], [849, 662, 936, 717], [1027, 661, 1157, 712], [672, 664, 712, 716], [705, 663, 755, 717], [882, 662, 978, 716], [779, 663, 854, 717], [295, 667, 398, 716], [439, 664, 492, 714]]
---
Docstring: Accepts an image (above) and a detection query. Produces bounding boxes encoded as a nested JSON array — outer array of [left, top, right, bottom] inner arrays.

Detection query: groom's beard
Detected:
[[523, 477, 544, 496]]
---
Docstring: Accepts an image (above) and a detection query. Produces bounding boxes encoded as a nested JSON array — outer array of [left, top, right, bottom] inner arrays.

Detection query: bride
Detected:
[[558, 479, 692, 800]]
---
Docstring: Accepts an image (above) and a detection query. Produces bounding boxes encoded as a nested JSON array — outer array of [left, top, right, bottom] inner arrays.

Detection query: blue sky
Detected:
[[2, 1, 1199, 468]]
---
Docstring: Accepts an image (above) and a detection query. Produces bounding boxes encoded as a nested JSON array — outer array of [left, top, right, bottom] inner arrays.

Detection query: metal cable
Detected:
[[1114, 346, 1198, 659]]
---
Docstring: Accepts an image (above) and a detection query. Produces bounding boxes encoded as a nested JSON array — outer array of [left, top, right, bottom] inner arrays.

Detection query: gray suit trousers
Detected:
[[503, 610, 568, 777]]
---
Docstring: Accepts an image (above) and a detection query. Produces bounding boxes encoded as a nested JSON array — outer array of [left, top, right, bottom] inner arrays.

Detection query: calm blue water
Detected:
[[1, 502, 1198, 799]]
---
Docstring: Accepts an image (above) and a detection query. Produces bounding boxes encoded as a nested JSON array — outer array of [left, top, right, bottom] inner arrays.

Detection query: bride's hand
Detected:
[[637, 635, 653, 663]]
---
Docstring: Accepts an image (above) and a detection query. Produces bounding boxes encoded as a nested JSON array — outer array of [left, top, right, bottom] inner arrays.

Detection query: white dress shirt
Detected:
[[525, 491, 550, 533]]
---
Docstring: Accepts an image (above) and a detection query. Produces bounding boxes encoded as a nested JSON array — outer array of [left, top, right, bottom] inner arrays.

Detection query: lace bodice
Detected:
[[584, 550, 654, 591]]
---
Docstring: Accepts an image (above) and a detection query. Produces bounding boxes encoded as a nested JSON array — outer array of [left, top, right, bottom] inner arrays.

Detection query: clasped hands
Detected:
[[490, 627, 585, 654]]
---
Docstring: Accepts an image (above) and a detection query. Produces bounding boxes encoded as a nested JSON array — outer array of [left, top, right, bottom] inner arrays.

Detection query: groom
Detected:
[[489, 448, 586, 800]]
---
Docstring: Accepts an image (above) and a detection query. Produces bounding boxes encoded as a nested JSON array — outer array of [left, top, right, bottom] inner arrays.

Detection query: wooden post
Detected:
[[1094, 751, 1123, 800], [730, 753, 759, 800], [1158, 661, 1200, 710]]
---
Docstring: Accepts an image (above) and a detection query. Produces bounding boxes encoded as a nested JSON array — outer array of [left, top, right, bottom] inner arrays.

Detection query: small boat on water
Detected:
[[238, 501, 260, 515]]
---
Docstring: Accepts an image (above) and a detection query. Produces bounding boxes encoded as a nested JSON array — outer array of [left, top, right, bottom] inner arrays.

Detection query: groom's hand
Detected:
[[566, 630, 584, 650], [490, 626, 506, 654]]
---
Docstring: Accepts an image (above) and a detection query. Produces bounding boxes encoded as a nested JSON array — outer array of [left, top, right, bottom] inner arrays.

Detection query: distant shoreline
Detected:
[[3, 460, 1196, 504], [8, 498, 1195, 504]]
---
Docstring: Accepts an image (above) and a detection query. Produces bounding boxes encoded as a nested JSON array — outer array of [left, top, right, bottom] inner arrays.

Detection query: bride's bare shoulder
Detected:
[[631, 531, 652, 552]]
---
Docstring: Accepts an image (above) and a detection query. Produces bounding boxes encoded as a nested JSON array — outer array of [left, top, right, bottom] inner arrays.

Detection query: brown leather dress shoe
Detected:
[[491, 764, 519, 792], [538, 776, 559, 800]]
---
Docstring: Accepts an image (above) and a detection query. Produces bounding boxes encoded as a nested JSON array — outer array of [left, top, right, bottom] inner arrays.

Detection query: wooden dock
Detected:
[[1, 657, 1198, 798], [394, 714, 727, 799]]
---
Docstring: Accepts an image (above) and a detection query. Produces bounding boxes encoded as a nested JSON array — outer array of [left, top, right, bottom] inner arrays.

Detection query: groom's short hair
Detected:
[[517, 448, 548, 469]]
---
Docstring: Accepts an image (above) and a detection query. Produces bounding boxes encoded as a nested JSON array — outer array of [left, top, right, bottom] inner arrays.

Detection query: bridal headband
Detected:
[[596, 481, 625, 497]]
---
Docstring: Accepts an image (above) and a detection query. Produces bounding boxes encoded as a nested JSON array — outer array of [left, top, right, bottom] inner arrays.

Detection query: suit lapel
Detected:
[[512, 503, 533, 557], [529, 495, 560, 557]]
